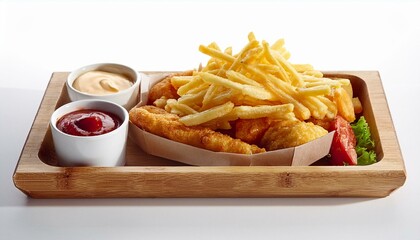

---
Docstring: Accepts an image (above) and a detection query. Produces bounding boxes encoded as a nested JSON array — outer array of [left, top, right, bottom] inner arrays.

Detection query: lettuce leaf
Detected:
[[355, 146, 377, 165], [351, 116, 377, 165]]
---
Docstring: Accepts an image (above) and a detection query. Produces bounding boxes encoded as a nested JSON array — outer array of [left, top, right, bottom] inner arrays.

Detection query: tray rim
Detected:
[[13, 71, 406, 198]]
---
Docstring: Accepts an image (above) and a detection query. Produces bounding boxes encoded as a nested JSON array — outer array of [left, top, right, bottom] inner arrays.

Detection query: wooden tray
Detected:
[[13, 71, 406, 198]]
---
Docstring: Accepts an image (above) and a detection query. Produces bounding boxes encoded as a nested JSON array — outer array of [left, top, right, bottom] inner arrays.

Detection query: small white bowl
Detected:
[[67, 63, 141, 110], [50, 99, 129, 167]]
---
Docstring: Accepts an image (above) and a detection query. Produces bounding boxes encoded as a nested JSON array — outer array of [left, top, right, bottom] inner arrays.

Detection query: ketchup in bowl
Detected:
[[57, 109, 122, 136]]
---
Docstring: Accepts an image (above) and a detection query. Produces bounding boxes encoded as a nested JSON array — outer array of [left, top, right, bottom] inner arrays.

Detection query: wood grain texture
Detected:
[[13, 71, 406, 198]]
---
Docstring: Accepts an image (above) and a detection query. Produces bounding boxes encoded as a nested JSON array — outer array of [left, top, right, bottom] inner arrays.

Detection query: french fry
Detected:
[[179, 101, 234, 126], [262, 40, 290, 82], [303, 76, 349, 88], [201, 84, 218, 107], [341, 80, 353, 98], [153, 97, 168, 108], [270, 38, 285, 51], [200, 72, 275, 100], [301, 96, 328, 120], [335, 78, 351, 87], [292, 64, 314, 72], [241, 47, 263, 64], [185, 82, 211, 95], [281, 51, 291, 60], [264, 79, 311, 120], [318, 96, 337, 119], [208, 42, 221, 51], [198, 45, 235, 63], [225, 70, 262, 87], [162, 32, 357, 129], [232, 104, 294, 119], [177, 89, 207, 107], [177, 76, 205, 96], [201, 86, 234, 110], [303, 70, 323, 78], [271, 40, 290, 60], [165, 99, 198, 116], [239, 97, 275, 106], [170, 76, 193, 89], [242, 64, 310, 120], [297, 85, 331, 96], [272, 51, 304, 87], [334, 88, 356, 122], [248, 32, 257, 42], [352, 97, 363, 114], [228, 40, 259, 71]]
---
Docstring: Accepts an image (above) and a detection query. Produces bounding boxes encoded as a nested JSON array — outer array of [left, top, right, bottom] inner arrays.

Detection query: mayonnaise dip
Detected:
[[73, 70, 133, 95]]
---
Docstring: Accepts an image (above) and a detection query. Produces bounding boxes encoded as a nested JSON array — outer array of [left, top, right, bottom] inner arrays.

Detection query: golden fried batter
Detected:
[[235, 118, 272, 145], [260, 120, 328, 151], [147, 71, 193, 105], [147, 78, 179, 105], [130, 105, 265, 154], [307, 118, 332, 130]]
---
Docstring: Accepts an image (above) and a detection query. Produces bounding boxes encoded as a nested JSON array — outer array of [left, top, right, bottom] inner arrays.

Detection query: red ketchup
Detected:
[[57, 109, 121, 136]]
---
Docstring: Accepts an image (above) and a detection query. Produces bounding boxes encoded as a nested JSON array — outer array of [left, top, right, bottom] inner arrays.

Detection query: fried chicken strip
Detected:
[[235, 118, 273, 145], [260, 120, 328, 151], [147, 71, 193, 105], [129, 105, 265, 154]]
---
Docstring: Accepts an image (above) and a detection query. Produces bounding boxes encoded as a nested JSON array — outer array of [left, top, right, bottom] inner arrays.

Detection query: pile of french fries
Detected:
[[156, 32, 362, 129]]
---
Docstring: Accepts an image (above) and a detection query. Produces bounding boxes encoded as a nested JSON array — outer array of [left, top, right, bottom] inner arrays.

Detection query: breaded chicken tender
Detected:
[[260, 120, 328, 151], [130, 105, 265, 154], [235, 118, 273, 145], [147, 71, 193, 105], [147, 77, 179, 105]]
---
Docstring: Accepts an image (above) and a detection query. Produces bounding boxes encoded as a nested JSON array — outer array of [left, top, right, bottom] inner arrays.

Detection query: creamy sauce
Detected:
[[73, 70, 133, 95]]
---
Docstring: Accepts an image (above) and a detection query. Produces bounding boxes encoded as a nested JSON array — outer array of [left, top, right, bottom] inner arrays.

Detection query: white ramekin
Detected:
[[66, 63, 140, 110], [50, 99, 129, 167]]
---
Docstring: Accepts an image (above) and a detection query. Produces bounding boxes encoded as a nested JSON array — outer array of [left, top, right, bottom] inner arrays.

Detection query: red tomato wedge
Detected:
[[329, 116, 357, 165]]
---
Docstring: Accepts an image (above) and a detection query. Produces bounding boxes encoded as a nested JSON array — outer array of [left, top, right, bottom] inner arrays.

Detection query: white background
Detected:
[[1, 0, 420, 239]]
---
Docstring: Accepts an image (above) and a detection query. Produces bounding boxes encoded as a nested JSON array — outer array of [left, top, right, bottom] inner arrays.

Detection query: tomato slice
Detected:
[[329, 116, 357, 165]]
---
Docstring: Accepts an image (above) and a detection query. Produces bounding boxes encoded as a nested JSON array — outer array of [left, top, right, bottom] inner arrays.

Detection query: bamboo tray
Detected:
[[13, 71, 406, 198]]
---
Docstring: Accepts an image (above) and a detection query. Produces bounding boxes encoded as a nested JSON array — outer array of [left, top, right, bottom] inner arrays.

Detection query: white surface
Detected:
[[1, 0, 419, 239]]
